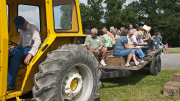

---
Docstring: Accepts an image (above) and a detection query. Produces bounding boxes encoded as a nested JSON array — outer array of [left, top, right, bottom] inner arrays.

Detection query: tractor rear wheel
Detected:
[[32, 44, 101, 101], [149, 56, 158, 75], [157, 55, 161, 72]]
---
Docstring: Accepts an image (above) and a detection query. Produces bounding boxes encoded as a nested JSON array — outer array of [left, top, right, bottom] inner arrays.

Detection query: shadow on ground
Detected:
[[100, 67, 151, 89], [95, 67, 154, 101], [7, 67, 151, 101]]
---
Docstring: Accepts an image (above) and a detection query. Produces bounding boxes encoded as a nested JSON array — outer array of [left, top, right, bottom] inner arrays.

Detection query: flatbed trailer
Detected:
[[100, 49, 162, 79], [6, 49, 162, 101]]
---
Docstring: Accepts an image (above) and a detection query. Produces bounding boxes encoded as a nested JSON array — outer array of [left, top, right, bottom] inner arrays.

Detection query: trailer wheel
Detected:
[[32, 44, 101, 101], [157, 55, 161, 72], [149, 56, 158, 75]]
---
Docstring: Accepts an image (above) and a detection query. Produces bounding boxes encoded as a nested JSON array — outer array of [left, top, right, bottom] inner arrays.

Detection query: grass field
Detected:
[[96, 68, 180, 101], [163, 48, 180, 53]]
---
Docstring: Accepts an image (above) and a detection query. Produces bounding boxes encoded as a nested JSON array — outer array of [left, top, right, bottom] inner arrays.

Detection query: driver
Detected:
[[7, 16, 41, 91]]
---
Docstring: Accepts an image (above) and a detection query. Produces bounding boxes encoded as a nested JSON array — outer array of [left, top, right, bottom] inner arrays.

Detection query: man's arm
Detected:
[[98, 45, 103, 51], [24, 54, 32, 65], [134, 41, 148, 46], [125, 44, 139, 49], [87, 45, 98, 54], [143, 37, 149, 41], [28, 30, 41, 56], [24, 30, 41, 65]]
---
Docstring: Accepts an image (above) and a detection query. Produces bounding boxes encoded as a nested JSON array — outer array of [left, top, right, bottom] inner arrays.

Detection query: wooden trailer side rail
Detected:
[[100, 49, 163, 79], [100, 69, 133, 79]]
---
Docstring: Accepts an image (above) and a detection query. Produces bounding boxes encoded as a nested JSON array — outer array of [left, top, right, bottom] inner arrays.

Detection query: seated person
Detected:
[[113, 30, 140, 67], [127, 30, 147, 61], [85, 28, 107, 66], [131, 30, 148, 46], [7, 16, 41, 90], [152, 30, 163, 55], [115, 29, 121, 40], [77, 40, 81, 45], [112, 30, 117, 38], [142, 25, 154, 51], [158, 31, 164, 48], [102, 28, 115, 50], [129, 24, 137, 32], [85, 29, 91, 35], [120, 27, 125, 32], [105, 27, 116, 42]]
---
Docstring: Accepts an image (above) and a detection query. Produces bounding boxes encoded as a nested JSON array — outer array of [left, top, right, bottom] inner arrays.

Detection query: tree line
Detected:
[[79, 0, 180, 47]]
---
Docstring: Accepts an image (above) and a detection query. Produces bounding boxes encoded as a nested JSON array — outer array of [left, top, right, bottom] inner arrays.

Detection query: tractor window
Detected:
[[6, 4, 9, 31], [53, 0, 79, 33], [18, 4, 40, 30], [53, 4, 72, 30]]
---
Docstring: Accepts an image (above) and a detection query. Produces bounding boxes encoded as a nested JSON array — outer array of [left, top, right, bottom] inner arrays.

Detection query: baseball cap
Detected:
[[14, 16, 25, 30]]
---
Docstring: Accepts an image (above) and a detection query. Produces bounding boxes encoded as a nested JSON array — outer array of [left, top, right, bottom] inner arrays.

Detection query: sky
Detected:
[[7, 0, 137, 30]]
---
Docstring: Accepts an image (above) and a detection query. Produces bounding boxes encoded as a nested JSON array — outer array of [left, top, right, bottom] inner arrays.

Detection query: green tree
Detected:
[[120, 5, 139, 28], [60, 4, 72, 29], [132, 0, 164, 31], [80, 0, 104, 32], [159, 13, 180, 47], [124, 0, 180, 46], [158, 0, 180, 47], [127, 1, 145, 27], [104, 0, 126, 29], [80, 3, 90, 32]]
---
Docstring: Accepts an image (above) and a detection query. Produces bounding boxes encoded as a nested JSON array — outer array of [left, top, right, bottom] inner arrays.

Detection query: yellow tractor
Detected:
[[0, 0, 101, 100]]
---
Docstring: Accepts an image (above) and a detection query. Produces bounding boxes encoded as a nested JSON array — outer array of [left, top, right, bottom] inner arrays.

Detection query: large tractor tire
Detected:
[[149, 56, 158, 76], [32, 44, 101, 101], [157, 55, 161, 72]]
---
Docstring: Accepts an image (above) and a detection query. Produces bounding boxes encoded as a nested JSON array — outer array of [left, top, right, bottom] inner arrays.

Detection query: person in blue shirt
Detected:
[[152, 30, 163, 55], [113, 30, 140, 67]]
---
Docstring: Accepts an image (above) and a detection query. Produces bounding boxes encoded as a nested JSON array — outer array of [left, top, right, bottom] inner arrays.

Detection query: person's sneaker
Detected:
[[7, 84, 16, 91], [100, 60, 107, 66], [138, 59, 144, 63]]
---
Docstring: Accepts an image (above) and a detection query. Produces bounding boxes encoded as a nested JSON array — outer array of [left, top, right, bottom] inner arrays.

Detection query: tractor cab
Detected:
[[0, 0, 85, 100]]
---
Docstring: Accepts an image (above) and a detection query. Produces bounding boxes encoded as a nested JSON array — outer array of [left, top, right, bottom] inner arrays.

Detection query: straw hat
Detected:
[[143, 25, 150, 31], [134, 31, 143, 36], [138, 31, 143, 36]]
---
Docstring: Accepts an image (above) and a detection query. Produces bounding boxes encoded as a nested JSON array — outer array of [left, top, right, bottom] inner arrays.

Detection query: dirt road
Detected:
[[161, 53, 180, 70]]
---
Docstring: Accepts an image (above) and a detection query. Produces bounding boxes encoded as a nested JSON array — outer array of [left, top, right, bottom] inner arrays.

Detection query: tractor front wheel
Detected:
[[32, 44, 101, 101]]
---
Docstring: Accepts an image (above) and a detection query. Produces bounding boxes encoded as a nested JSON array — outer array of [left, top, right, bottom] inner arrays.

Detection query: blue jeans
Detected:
[[154, 45, 163, 55], [135, 48, 145, 59], [8, 47, 31, 84], [114, 49, 134, 56], [142, 48, 148, 54], [148, 40, 154, 49]]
